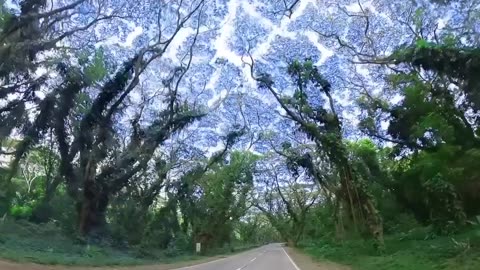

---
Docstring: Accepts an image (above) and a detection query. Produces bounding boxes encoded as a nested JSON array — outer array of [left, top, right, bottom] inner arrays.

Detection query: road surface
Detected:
[[176, 243, 299, 270], [0, 243, 350, 270]]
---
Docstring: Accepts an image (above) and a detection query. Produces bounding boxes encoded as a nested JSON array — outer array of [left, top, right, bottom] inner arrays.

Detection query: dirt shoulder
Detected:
[[285, 247, 350, 270], [0, 254, 228, 270]]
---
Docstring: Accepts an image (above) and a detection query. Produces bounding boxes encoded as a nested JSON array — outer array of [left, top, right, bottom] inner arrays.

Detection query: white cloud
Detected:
[[205, 140, 226, 156], [210, 0, 242, 67], [162, 27, 195, 62], [345, 1, 375, 13], [4, 0, 19, 10], [123, 26, 143, 48], [303, 30, 334, 65], [207, 89, 228, 107]]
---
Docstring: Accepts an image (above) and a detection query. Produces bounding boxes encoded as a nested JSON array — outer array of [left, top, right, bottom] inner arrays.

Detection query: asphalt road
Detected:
[[175, 244, 299, 270]]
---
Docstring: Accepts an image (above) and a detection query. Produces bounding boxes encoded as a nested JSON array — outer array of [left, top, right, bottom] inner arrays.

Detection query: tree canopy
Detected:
[[1, 0, 480, 267]]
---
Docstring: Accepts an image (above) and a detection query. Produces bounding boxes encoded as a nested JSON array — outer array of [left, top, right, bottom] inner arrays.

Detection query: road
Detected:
[[0, 243, 351, 270], [176, 243, 299, 270]]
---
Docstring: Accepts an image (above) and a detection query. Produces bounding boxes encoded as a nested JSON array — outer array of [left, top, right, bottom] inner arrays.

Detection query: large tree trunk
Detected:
[[293, 222, 305, 246], [78, 179, 109, 239], [0, 173, 13, 216], [343, 165, 384, 250], [333, 199, 346, 242]]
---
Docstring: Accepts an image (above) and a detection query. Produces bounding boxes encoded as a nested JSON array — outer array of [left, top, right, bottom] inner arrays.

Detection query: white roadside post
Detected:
[[196, 242, 201, 254]]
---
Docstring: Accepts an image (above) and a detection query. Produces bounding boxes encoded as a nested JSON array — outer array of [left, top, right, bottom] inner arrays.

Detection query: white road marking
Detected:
[[172, 256, 229, 269], [282, 247, 301, 270], [235, 255, 260, 270], [172, 245, 268, 270]]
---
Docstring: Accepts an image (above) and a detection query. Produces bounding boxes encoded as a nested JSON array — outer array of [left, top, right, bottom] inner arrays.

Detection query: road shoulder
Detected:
[[0, 250, 250, 270], [284, 247, 350, 270]]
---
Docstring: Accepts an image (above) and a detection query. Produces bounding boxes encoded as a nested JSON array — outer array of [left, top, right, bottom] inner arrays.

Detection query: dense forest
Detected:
[[0, 0, 479, 269]]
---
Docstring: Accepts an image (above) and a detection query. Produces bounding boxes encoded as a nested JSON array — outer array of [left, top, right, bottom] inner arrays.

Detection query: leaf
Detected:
[[413, 8, 424, 29], [415, 39, 430, 49], [0, 3, 13, 30], [84, 47, 108, 84]]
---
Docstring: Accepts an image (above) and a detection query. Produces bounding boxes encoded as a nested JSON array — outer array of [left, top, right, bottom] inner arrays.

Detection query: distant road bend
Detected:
[[176, 243, 299, 270]]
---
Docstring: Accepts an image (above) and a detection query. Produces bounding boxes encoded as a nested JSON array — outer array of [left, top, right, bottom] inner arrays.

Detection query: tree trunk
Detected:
[[30, 198, 53, 223], [287, 239, 296, 247], [343, 165, 384, 250], [293, 222, 305, 246], [363, 197, 384, 249], [78, 180, 109, 240], [0, 175, 13, 216], [333, 199, 345, 242]]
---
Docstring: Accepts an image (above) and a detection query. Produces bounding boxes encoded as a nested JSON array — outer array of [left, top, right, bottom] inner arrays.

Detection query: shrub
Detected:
[[10, 205, 33, 219]]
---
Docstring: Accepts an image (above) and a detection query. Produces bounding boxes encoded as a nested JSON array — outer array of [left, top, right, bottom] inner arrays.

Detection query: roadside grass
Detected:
[[298, 227, 480, 270], [0, 219, 258, 266]]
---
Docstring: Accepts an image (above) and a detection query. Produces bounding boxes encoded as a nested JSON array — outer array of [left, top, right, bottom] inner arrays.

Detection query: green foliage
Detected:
[[0, 219, 145, 266], [390, 45, 480, 111], [189, 151, 258, 249], [389, 145, 472, 230], [283, 59, 385, 248], [357, 34, 480, 237], [108, 196, 150, 245], [235, 214, 280, 244], [0, 1, 12, 30], [299, 227, 480, 270], [413, 8, 425, 30], [9, 205, 33, 219], [423, 174, 466, 233], [2, 0, 480, 268], [0, 219, 259, 266], [140, 205, 182, 250], [83, 47, 108, 84]]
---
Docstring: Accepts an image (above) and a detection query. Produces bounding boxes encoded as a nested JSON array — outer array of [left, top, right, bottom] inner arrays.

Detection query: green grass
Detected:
[[298, 227, 480, 270], [0, 219, 259, 266]]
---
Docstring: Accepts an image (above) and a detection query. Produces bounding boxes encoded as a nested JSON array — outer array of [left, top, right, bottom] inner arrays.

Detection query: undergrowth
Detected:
[[0, 219, 258, 266], [298, 226, 480, 270]]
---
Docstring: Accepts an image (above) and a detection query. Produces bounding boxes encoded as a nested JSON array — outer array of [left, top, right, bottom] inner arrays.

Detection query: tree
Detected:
[[305, 0, 479, 234], [357, 40, 480, 231], [254, 151, 320, 246], [0, 0, 125, 141], [171, 143, 258, 251], [2, 0, 208, 238], [246, 56, 385, 249]]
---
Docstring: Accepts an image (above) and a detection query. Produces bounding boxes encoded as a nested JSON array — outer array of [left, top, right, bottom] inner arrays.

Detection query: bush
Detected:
[[299, 228, 480, 270], [0, 219, 148, 265], [108, 197, 149, 245], [10, 205, 33, 219], [48, 193, 78, 235]]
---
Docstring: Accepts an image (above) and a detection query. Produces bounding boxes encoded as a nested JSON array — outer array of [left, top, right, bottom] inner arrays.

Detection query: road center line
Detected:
[[282, 247, 301, 270], [173, 256, 229, 270], [236, 264, 248, 270], [173, 246, 263, 270], [236, 255, 259, 270]]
